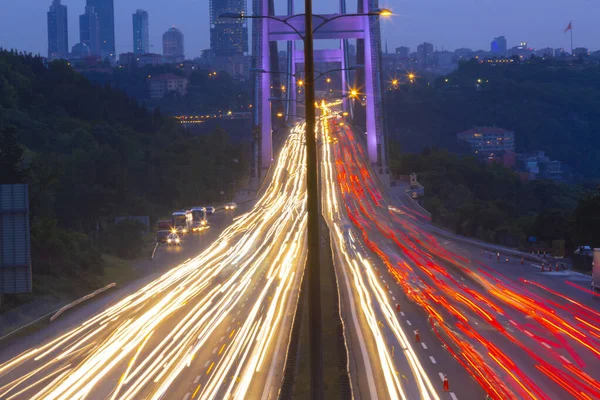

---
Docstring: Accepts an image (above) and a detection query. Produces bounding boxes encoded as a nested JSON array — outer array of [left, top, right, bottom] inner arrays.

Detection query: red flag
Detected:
[[564, 21, 572, 33]]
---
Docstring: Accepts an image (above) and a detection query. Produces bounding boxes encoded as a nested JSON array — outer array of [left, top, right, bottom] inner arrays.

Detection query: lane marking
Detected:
[[541, 342, 552, 349], [219, 344, 226, 355], [400, 312, 405, 316], [524, 330, 534, 337], [206, 361, 215, 375], [438, 372, 445, 382], [406, 320, 412, 326], [192, 384, 202, 398], [430, 356, 437, 364], [220, 336, 225, 342], [509, 320, 517, 326], [193, 375, 201, 384], [212, 348, 217, 354], [229, 329, 236, 338], [231, 318, 236, 323], [226, 325, 231, 332], [421, 343, 428, 350], [388, 290, 393, 294], [182, 394, 191, 400], [392, 297, 396, 301], [450, 393, 458, 400], [560, 355, 571, 364], [203, 360, 210, 368]]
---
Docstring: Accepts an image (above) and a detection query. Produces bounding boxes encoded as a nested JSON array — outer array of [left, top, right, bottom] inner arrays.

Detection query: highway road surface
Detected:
[[320, 102, 600, 400], [0, 124, 309, 400]]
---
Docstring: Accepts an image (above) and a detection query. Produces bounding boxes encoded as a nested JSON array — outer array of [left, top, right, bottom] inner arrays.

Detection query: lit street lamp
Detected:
[[220, 8, 391, 399]]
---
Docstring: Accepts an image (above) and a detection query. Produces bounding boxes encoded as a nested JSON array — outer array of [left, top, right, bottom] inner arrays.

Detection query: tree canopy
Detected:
[[385, 58, 600, 178], [0, 50, 248, 304]]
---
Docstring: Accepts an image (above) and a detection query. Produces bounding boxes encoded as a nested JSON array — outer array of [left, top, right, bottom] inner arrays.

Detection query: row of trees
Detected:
[[0, 50, 248, 305], [391, 147, 600, 255]]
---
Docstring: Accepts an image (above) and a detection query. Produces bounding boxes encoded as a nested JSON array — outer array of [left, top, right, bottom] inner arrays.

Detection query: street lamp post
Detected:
[[221, 8, 391, 399]]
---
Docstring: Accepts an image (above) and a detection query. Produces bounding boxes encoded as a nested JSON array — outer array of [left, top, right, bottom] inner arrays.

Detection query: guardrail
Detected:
[[405, 191, 432, 219], [50, 283, 117, 322], [428, 225, 545, 264]]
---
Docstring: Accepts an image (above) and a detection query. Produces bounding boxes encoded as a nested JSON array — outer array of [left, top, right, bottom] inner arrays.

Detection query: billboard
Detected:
[[0, 184, 32, 294]]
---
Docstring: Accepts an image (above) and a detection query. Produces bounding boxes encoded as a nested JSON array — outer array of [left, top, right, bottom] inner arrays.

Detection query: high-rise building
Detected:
[[79, 6, 100, 56], [395, 46, 410, 59], [416, 42, 433, 68], [163, 27, 185, 63], [86, 0, 115, 60], [209, 0, 248, 56], [491, 36, 507, 56], [47, 0, 69, 60], [133, 10, 149, 54]]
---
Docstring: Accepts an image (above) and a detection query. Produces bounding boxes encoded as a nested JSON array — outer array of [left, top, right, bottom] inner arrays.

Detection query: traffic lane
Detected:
[[387, 223, 600, 398], [0, 207, 301, 400], [329, 139, 541, 397], [0, 257, 242, 399], [330, 119, 596, 396], [355, 220, 489, 400], [153, 201, 253, 265], [447, 240, 598, 310], [333, 244, 395, 400], [0, 203, 251, 367], [444, 244, 600, 381], [169, 239, 306, 400]]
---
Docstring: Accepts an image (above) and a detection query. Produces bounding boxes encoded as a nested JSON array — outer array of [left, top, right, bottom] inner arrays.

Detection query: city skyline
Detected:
[[2, 0, 600, 59]]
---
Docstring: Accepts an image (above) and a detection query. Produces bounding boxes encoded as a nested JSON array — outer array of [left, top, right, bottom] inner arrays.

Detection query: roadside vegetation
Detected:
[[385, 57, 600, 178], [390, 147, 600, 270], [0, 50, 248, 309]]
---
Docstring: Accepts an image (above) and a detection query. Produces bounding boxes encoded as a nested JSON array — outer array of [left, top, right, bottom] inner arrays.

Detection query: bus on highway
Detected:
[[172, 210, 189, 234], [190, 207, 208, 232]]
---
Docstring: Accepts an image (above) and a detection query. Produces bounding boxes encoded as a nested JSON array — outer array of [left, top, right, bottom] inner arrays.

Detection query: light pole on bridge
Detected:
[[221, 8, 391, 399]]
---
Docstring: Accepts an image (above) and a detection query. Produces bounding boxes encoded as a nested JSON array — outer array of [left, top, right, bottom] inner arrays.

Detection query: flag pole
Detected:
[[570, 24, 573, 55]]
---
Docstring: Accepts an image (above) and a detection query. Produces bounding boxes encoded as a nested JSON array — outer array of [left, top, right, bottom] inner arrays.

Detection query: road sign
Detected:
[[0, 184, 32, 294]]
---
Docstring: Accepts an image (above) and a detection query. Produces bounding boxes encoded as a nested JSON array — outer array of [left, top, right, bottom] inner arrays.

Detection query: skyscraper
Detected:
[[416, 42, 434, 68], [491, 36, 507, 56], [86, 0, 115, 60], [47, 0, 68, 60], [133, 10, 149, 55], [79, 6, 100, 56], [209, 0, 248, 56], [163, 27, 185, 63]]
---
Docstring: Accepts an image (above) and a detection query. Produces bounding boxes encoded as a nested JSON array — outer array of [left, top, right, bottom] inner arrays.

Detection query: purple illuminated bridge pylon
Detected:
[[250, 0, 390, 188]]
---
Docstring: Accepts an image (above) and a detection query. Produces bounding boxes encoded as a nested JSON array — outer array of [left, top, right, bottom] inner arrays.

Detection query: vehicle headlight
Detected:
[[183, 229, 187, 233], [202, 221, 206, 225], [175, 238, 180, 243], [167, 239, 172, 243]]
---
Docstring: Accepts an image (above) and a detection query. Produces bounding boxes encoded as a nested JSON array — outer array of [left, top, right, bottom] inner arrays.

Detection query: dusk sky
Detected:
[[1, 0, 599, 58]]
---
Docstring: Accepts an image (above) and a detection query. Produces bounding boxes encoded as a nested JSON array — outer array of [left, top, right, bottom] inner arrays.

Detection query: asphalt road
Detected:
[[320, 103, 600, 400], [0, 124, 309, 400]]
